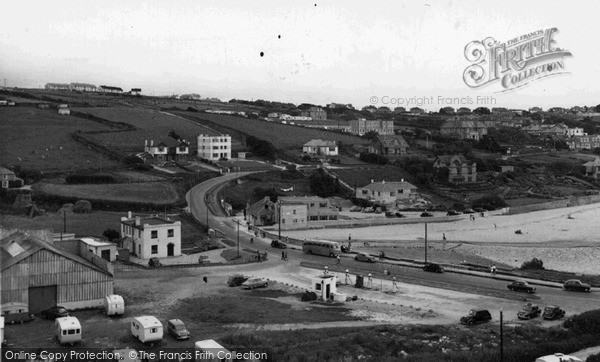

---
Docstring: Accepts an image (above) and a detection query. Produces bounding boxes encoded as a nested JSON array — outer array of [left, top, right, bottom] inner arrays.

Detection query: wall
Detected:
[[507, 194, 600, 215]]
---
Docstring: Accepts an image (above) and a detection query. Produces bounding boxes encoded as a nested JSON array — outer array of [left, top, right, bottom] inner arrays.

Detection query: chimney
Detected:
[[382, 180, 385, 184], [371, 179, 374, 184], [128, 211, 132, 219], [150, 140, 154, 146], [135, 216, 140, 226], [401, 178, 404, 182], [145, 140, 147, 146]]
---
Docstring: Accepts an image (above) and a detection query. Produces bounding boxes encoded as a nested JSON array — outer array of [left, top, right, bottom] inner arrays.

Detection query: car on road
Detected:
[[460, 309, 492, 325], [354, 252, 375, 263], [542, 305, 565, 320], [463, 208, 475, 214], [167, 319, 190, 340], [446, 210, 460, 216], [395, 212, 406, 218], [148, 257, 162, 267], [227, 274, 248, 287], [473, 207, 486, 213], [563, 279, 591, 292], [385, 211, 397, 218], [423, 263, 444, 273], [420, 211, 434, 217], [507, 280, 536, 293], [517, 303, 541, 320], [241, 278, 269, 290], [40, 306, 70, 320], [270, 239, 287, 249]]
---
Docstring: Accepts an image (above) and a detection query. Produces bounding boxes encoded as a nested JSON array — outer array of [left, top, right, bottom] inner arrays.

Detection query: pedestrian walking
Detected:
[[284, 251, 288, 261], [281, 251, 285, 260], [443, 233, 446, 241], [348, 234, 352, 241], [257, 251, 261, 263], [336, 255, 341, 264], [250, 237, 254, 244], [490, 264, 497, 276], [494, 223, 497, 229]]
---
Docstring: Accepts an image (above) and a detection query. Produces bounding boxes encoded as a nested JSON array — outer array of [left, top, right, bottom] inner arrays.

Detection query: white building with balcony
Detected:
[[197, 134, 231, 160]]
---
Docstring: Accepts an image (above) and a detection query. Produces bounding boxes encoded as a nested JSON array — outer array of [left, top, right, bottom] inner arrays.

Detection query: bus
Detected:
[[302, 240, 340, 257]]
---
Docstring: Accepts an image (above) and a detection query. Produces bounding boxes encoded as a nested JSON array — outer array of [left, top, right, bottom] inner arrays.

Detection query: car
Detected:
[[241, 278, 269, 290], [507, 280, 536, 293], [227, 274, 248, 287], [270, 239, 287, 249], [473, 207, 486, 213], [563, 279, 591, 292], [463, 208, 475, 214], [446, 210, 460, 216], [354, 252, 375, 263], [542, 305, 565, 320], [394, 212, 406, 218], [420, 212, 434, 217], [423, 263, 444, 273], [385, 211, 396, 218], [167, 319, 190, 340], [40, 306, 70, 320], [148, 257, 162, 267], [517, 303, 541, 320], [460, 309, 492, 325]]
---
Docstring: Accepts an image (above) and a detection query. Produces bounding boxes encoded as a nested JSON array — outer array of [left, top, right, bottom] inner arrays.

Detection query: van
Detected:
[[55, 316, 82, 345], [105, 295, 125, 316], [194, 339, 232, 362], [535, 353, 582, 362], [131, 316, 163, 345]]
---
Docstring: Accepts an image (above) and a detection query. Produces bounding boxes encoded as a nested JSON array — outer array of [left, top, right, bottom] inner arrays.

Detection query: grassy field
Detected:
[[33, 182, 180, 205], [72, 107, 217, 154], [0, 107, 120, 173], [175, 111, 369, 151], [0, 211, 123, 237]]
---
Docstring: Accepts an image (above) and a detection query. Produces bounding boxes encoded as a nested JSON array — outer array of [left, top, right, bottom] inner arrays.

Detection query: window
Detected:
[[68, 329, 75, 335], [168, 229, 174, 237], [310, 216, 318, 221], [62, 330, 67, 335], [390, 191, 396, 196], [292, 210, 296, 215], [293, 219, 298, 223], [151, 328, 157, 333], [213, 153, 218, 158], [362, 190, 368, 195], [319, 203, 327, 208], [158, 146, 164, 152], [151, 230, 158, 239], [138, 230, 141, 237], [282, 219, 286, 224], [310, 203, 315, 207], [213, 146, 219, 149], [151, 245, 158, 254]]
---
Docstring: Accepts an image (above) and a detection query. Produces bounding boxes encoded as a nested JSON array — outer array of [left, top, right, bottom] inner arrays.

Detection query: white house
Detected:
[[144, 139, 190, 163], [197, 134, 231, 160], [567, 127, 585, 137], [120, 213, 181, 259], [58, 104, 70, 115], [80, 237, 117, 262], [355, 179, 418, 205], [302, 139, 338, 156]]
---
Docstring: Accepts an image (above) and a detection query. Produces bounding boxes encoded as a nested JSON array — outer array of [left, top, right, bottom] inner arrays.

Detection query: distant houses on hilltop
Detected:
[[349, 119, 394, 136], [440, 116, 488, 140], [44, 82, 139, 95], [368, 134, 409, 156], [433, 155, 477, 183]]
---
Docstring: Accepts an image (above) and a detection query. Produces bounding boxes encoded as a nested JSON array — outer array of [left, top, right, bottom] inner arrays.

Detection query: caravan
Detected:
[[194, 339, 232, 362], [131, 316, 163, 345], [55, 316, 82, 345], [105, 295, 125, 316]]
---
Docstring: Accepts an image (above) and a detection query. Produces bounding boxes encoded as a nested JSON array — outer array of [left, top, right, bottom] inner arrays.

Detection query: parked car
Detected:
[[270, 239, 287, 249], [349, 206, 362, 212], [463, 209, 475, 214], [460, 309, 492, 325], [420, 212, 434, 217], [517, 303, 541, 320], [241, 278, 269, 290], [385, 211, 396, 218], [535, 353, 582, 362], [542, 305, 565, 320], [473, 207, 486, 213], [563, 279, 591, 292], [395, 212, 406, 218], [167, 319, 190, 340], [41, 306, 70, 320], [507, 280, 536, 293], [227, 274, 248, 287], [354, 252, 375, 263], [446, 210, 460, 216], [148, 257, 162, 267], [423, 263, 444, 273]]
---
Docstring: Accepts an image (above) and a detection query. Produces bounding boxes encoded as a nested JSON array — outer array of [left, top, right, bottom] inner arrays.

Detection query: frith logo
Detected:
[[463, 28, 572, 91]]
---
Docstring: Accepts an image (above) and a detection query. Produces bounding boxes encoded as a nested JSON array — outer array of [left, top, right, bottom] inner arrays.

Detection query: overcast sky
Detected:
[[1, 0, 598, 111]]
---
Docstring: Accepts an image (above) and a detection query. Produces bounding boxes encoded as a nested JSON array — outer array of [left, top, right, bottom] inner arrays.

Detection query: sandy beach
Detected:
[[283, 203, 600, 275]]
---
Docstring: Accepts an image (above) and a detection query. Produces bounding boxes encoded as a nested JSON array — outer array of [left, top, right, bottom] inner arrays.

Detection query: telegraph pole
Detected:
[[278, 202, 281, 240], [424, 222, 428, 263], [237, 220, 240, 258]]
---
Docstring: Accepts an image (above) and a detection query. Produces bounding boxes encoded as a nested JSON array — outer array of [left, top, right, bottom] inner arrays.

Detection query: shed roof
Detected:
[[303, 139, 337, 147]]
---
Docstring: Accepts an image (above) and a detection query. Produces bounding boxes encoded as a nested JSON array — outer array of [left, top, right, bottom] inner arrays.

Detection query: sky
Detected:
[[1, 0, 599, 111]]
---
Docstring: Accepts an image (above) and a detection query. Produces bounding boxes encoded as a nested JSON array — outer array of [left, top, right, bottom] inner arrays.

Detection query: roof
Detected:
[[246, 197, 275, 216], [303, 139, 337, 147], [56, 316, 81, 328], [70, 83, 96, 88], [152, 138, 189, 148], [441, 117, 488, 129], [373, 134, 409, 147], [360, 180, 417, 192], [121, 216, 178, 229], [0, 167, 15, 175], [0, 231, 112, 276], [278, 196, 329, 203], [434, 155, 473, 166], [80, 237, 114, 247], [583, 158, 600, 167]]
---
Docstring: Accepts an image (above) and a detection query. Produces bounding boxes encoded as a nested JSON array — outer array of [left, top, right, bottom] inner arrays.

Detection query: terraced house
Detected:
[[440, 117, 488, 140], [567, 135, 600, 150], [368, 134, 409, 156]]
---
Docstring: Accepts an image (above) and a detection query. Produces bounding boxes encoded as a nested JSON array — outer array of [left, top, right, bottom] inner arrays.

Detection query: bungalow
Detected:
[[58, 104, 70, 115], [583, 158, 600, 179], [246, 197, 277, 226], [120, 213, 181, 259], [144, 139, 190, 163], [0, 167, 17, 188], [368, 134, 409, 156], [302, 139, 338, 156], [433, 155, 477, 183], [355, 180, 418, 205]]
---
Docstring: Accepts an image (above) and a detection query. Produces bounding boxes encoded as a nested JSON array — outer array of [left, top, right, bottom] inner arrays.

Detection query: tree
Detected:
[[309, 169, 344, 197], [473, 107, 491, 115], [103, 228, 120, 242], [73, 200, 92, 214], [361, 130, 379, 140]]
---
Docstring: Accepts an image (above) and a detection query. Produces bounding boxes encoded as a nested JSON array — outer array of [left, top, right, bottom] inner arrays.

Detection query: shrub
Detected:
[[521, 257, 544, 270], [123, 155, 143, 165], [563, 309, 600, 335], [359, 153, 389, 165], [73, 200, 92, 214], [133, 163, 153, 171], [587, 352, 600, 362], [65, 174, 115, 184], [450, 202, 465, 211], [102, 228, 120, 242], [472, 195, 507, 210]]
